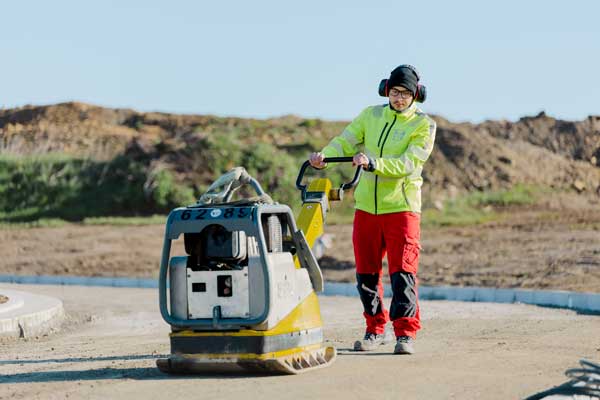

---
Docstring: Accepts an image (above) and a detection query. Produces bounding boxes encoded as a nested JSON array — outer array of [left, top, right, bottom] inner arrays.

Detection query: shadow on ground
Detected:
[[1, 354, 283, 383]]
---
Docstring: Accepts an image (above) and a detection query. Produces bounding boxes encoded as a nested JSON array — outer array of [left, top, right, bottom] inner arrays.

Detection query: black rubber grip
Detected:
[[296, 157, 362, 193]]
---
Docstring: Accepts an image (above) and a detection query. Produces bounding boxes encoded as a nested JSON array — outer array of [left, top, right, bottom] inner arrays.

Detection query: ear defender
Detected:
[[378, 79, 389, 97], [378, 65, 427, 103], [415, 85, 427, 103]]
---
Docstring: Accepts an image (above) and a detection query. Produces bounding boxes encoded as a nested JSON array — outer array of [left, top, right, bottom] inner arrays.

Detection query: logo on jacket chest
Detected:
[[390, 129, 407, 142]]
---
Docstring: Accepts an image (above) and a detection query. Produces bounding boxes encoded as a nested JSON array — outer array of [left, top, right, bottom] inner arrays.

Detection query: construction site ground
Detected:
[[1, 200, 600, 398], [1, 200, 599, 292], [0, 283, 599, 400]]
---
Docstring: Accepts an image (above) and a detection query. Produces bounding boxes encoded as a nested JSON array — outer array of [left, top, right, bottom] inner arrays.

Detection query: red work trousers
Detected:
[[352, 209, 421, 339]]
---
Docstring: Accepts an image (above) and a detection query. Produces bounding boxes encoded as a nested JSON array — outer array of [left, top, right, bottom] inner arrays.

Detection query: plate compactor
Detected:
[[157, 158, 361, 374]]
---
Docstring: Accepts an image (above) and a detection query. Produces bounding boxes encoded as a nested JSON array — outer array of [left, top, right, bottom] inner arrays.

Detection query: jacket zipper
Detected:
[[379, 116, 396, 154], [377, 122, 389, 148], [374, 115, 397, 214], [373, 123, 388, 215]]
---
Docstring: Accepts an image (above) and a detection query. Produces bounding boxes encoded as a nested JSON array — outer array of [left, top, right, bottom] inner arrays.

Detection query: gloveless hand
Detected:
[[309, 152, 327, 169], [352, 153, 369, 168]]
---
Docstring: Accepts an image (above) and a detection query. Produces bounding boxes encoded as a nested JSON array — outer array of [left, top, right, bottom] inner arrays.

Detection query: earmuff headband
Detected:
[[378, 65, 427, 103]]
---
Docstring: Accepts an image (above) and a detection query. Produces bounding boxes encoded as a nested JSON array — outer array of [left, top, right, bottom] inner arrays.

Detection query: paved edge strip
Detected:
[[1, 274, 599, 313], [0, 289, 64, 339], [324, 282, 600, 314]]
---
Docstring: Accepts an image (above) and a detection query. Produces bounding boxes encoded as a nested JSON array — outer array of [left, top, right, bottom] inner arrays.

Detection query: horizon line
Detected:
[[2, 100, 599, 125]]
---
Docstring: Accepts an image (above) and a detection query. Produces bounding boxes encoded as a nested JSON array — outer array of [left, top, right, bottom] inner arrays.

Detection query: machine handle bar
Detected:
[[296, 157, 363, 193]]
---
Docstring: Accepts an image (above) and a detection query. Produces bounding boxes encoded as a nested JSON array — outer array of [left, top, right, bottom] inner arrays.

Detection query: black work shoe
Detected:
[[353, 330, 394, 351], [394, 336, 415, 355]]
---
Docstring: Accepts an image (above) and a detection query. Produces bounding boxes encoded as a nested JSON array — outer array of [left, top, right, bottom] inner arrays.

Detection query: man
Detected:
[[309, 65, 436, 354]]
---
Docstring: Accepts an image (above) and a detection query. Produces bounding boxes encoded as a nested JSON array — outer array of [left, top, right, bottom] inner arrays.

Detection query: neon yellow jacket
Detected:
[[321, 103, 436, 214]]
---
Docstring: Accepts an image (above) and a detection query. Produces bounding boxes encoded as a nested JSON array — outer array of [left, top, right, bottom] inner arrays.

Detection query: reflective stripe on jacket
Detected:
[[321, 103, 436, 214]]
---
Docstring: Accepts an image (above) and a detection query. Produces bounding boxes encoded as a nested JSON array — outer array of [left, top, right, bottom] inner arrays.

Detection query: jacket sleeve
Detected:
[[373, 117, 436, 178], [321, 108, 367, 158]]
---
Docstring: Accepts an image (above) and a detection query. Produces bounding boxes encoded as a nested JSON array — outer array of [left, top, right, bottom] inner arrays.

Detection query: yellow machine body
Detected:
[[157, 169, 348, 375]]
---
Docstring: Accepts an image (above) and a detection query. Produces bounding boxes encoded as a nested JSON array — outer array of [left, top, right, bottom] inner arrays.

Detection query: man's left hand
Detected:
[[353, 153, 369, 168]]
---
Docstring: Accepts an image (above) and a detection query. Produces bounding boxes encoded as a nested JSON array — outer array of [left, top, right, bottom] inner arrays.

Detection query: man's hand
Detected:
[[309, 152, 327, 169], [353, 153, 369, 168]]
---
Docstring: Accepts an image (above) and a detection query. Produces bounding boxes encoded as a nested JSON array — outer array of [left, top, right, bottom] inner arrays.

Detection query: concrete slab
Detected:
[[0, 288, 64, 340]]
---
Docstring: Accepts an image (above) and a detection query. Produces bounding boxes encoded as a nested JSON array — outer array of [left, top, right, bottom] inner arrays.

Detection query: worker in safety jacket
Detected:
[[309, 65, 436, 354]]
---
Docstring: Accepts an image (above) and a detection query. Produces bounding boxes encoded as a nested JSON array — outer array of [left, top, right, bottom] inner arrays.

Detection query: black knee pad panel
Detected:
[[356, 273, 384, 316], [389, 271, 417, 319]]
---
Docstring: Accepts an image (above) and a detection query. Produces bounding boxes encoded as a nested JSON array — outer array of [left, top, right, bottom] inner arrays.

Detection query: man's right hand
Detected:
[[309, 152, 327, 169]]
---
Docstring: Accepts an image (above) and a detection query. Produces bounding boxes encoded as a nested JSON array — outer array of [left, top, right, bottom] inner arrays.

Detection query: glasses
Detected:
[[389, 88, 413, 99]]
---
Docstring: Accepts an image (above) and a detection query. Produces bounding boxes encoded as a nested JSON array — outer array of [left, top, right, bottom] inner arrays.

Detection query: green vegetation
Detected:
[[0, 154, 195, 222], [422, 184, 546, 227], [463, 184, 541, 207], [82, 215, 167, 226], [324, 184, 547, 227], [422, 202, 497, 227], [0, 136, 548, 229], [0, 147, 354, 224], [192, 134, 357, 211], [0, 216, 168, 229], [0, 218, 69, 229]]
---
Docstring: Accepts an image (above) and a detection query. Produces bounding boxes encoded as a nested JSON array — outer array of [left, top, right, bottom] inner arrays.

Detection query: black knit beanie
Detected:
[[388, 66, 419, 96]]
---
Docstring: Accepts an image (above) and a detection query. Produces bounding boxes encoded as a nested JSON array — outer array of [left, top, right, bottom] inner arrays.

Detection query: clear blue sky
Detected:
[[1, 0, 599, 123]]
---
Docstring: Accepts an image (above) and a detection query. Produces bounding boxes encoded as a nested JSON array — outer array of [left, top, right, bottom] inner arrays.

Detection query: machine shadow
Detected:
[[0, 354, 167, 366], [336, 348, 396, 356], [1, 366, 277, 384]]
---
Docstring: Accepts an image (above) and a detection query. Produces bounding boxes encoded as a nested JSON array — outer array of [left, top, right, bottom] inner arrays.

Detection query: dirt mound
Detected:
[[1, 102, 599, 195], [426, 115, 600, 197]]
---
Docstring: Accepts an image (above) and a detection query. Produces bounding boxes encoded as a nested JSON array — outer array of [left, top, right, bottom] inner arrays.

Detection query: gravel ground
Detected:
[[1, 284, 599, 400]]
